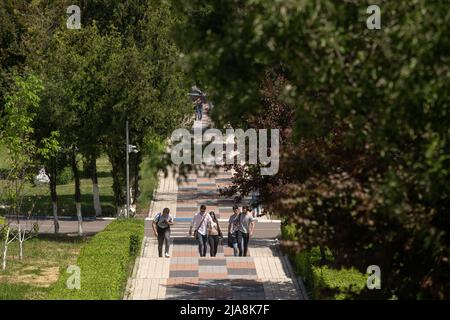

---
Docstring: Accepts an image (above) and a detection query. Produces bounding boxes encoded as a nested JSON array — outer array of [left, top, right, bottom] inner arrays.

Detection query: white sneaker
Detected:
[[165, 253, 170, 258]]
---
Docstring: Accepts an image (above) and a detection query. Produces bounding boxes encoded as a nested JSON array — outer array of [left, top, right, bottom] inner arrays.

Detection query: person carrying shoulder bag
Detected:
[[207, 211, 223, 257], [189, 205, 211, 257]]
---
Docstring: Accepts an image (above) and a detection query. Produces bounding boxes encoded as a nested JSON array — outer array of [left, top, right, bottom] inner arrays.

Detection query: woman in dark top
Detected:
[[207, 211, 223, 257]]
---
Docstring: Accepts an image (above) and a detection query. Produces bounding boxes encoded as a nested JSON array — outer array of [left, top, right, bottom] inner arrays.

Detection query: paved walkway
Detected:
[[127, 237, 306, 300], [126, 108, 307, 300]]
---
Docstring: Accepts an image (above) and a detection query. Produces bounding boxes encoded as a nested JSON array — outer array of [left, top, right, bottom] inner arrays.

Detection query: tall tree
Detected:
[[0, 73, 59, 265], [176, 0, 450, 299]]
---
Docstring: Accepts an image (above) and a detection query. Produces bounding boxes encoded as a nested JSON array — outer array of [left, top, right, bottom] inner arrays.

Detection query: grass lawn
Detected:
[[0, 156, 116, 217], [0, 234, 90, 299], [0, 148, 158, 217]]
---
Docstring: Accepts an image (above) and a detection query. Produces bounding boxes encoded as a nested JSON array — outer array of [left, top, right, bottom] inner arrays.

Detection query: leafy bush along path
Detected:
[[48, 219, 144, 299], [282, 223, 366, 299]]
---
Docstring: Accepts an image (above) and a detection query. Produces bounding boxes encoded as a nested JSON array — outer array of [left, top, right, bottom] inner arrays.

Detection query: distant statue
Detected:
[[34, 168, 50, 186]]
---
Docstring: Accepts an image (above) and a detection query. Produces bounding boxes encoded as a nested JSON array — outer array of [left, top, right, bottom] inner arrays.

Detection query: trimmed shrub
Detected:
[[47, 219, 144, 300], [294, 251, 315, 297], [281, 222, 298, 241], [129, 234, 140, 256], [281, 222, 366, 299], [312, 264, 366, 300], [56, 167, 74, 185]]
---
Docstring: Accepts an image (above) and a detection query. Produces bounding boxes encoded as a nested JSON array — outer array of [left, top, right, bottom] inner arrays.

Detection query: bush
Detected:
[[281, 223, 366, 299], [281, 222, 298, 241], [47, 219, 144, 300], [312, 264, 366, 300], [294, 251, 315, 297], [56, 167, 74, 185], [129, 234, 140, 256]]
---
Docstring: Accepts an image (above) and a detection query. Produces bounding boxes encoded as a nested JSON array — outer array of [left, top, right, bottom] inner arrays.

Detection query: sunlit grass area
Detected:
[[0, 234, 90, 299], [0, 147, 158, 217]]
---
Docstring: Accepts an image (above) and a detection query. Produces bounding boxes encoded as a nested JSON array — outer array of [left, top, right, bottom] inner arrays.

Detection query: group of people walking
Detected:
[[152, 204, 256, 258]]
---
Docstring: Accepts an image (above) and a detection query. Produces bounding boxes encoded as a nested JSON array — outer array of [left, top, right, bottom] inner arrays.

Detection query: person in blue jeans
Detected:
[[228, 205, 241, 256], [234, 206, 255, 256], [189, 205, 212, 257], [194, 97, 203, 120]]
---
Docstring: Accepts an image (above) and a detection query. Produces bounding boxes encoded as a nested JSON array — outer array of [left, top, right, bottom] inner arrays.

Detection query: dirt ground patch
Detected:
[[3, 266, 60, 287]]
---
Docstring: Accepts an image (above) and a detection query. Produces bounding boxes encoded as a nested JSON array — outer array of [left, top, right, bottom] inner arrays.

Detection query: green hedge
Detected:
[[312, 263, 366, 300], [47, 219, 144, 300], [282, 222, 366, 299]]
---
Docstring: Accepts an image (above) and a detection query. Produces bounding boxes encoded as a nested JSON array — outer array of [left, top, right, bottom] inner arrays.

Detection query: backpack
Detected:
[[155, 213, 170, 229]]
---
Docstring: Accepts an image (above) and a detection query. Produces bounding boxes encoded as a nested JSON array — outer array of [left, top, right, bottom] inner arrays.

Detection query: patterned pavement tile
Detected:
[[228, 268, 258, 276], [198, 258, 227, 266], [169, 270, 199, 278]]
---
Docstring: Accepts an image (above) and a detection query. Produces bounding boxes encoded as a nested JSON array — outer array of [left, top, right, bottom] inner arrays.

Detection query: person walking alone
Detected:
[[251, 188, 262, 218], [235, 206, 255, 257], [207, 211, 223, 257], [189, 205, 212, 257], [152, 208, 173, 258], [195, 97, 203, 121]]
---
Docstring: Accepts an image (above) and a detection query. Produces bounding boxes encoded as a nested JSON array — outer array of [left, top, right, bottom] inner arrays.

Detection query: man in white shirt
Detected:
[[189, 204, 212, 257]]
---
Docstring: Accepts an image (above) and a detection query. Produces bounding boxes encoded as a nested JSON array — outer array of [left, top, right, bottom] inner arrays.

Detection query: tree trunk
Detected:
[[48, 161, 59, 234], [76, 202, 83, 235], [52, 202, 59, 234], [90, 156, 102, 218], [132, 152, 142, 205], [92, 182, 101, 218], [18, 222, 23, 259], [71, 151, 83, 236], [2, 227, 10, 270], [107, 150, 126, 217]]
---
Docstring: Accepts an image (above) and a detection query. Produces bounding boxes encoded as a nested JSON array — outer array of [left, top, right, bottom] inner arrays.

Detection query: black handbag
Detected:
[[227, 232, 234, 248]]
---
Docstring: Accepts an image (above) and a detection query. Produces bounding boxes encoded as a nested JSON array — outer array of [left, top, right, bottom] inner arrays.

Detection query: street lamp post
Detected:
[[126, 120, 139, 218], [126, 120, 129, 218]]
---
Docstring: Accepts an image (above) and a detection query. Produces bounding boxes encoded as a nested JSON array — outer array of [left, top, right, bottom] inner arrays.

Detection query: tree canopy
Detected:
[[175, 0, 450, 299]]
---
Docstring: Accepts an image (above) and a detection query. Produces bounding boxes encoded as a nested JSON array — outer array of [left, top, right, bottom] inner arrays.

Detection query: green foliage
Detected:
[[30, 1, 190, 213], [129, 233, 140, 257], [56, 167, 74, 185], [0, 0, 27, 106], [313, 265, 366, 300], [283, 217, 368, 300], [47, 219, 144, 300], [178, 0, 450, 299], [291, 248, 366, 300], [293, 251, 314, 297], [1, 73, 59, 215], [0, 216, 6, 241], [281, 222, 298, 241]]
